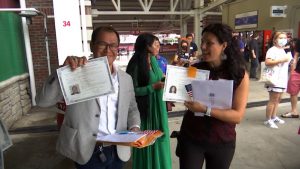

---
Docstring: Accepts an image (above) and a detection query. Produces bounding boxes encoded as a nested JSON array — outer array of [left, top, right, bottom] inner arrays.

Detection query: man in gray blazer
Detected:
[[36, 27, 141, 169]]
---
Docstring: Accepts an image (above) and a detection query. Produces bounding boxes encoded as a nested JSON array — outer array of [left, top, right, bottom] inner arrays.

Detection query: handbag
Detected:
[[262, 66, 278, 86]]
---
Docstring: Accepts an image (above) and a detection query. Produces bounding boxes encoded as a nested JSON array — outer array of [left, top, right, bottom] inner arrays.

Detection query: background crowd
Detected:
[[36, 23, 300, 169]]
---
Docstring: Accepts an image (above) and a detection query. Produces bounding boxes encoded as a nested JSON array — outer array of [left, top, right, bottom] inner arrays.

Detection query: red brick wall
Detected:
[[26, 0, 58, 90], [0, 0, 19, 8]]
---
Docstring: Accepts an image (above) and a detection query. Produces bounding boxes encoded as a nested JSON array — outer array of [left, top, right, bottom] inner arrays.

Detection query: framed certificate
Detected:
[[57, 57, 115, 105], [163, 65, 210, 102]]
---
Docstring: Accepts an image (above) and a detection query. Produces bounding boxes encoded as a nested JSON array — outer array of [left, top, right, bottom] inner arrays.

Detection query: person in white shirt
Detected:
[[36, 26, 141, 169], [264, 32, 293, 129]]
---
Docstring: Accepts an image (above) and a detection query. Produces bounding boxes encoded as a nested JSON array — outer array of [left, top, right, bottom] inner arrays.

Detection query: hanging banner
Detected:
[[53, 0, 83, 65], [235, 11, 258, 30]]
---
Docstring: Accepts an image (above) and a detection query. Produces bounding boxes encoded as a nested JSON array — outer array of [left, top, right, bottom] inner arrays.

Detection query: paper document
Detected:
[[97, 132, 146, 143], [57, 57, 114, 105], [97, 130, 164, 148], [192, 79, 233, 109], [163, 65, 210, 102]]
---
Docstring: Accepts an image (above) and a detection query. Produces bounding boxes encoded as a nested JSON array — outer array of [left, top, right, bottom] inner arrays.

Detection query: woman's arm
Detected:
[[184, 72, 249, 124], [265, 57, 289, 67], [130, 67, 164, 96]]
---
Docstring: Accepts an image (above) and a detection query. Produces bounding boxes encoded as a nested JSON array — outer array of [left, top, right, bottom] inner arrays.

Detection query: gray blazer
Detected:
[[36, 69, 141, 164]]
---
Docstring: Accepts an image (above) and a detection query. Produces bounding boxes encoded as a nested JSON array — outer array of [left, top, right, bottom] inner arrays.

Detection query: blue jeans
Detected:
[[75, 145, 124, 169], [250, 58, 259, 78]]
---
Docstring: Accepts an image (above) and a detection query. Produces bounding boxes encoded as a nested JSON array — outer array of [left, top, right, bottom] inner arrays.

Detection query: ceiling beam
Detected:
[[92, 9, 194, 16], [111, 0, 120, 11], [199, 0, 228, 13], [93, 19, 180, 23], [138, 0, 147, 11], [170, 0, 179, 12]]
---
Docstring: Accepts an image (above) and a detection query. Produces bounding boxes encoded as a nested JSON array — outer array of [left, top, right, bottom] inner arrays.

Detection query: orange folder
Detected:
[[97, 130, 164, 148], [187, 66, 197, 78]]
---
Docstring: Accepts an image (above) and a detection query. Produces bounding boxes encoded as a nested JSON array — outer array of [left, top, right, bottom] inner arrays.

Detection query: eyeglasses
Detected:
[[94, 41, 119, 52]]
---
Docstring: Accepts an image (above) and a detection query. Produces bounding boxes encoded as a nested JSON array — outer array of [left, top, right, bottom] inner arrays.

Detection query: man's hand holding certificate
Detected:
[[57, 57, 114, 105]]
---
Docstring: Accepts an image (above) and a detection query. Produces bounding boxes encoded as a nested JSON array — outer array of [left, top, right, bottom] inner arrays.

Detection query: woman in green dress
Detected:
[[126, 33, 172, 169]]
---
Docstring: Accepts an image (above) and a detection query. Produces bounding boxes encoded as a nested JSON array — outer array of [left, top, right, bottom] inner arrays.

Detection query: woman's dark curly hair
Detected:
[[202, 23, 246, 81]]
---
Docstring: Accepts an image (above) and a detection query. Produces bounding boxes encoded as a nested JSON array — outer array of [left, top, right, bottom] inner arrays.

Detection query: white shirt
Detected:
[[266, 46, 293, 88], [97, 64, 119, 136]]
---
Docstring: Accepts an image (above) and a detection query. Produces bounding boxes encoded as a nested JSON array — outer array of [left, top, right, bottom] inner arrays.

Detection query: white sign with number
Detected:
[[53, 0, 83, 65]]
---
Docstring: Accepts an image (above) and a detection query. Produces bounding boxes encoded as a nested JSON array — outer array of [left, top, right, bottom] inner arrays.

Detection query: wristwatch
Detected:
[[205, 106, 212, 117]]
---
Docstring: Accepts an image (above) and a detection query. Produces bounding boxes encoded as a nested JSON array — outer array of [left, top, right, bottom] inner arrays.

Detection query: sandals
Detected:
[[281, 112, 299, 118]]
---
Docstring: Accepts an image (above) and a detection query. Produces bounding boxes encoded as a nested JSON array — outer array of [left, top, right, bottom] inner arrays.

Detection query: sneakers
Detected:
[[264, 120, 278, 129], [272, 116, 285, 124], [264, 117, 285, 129]]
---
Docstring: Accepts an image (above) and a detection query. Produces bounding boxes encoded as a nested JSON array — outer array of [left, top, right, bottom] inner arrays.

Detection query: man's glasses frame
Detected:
[[95, 41, 119, 52]]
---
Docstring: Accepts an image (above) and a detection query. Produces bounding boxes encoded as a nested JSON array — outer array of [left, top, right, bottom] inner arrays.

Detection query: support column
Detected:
[[180, 15, 187, 37], [193, 0, 202, 48], [199, 14, 203, 46]]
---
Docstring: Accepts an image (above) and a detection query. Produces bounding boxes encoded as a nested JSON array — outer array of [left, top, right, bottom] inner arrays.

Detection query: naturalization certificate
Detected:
[[57, 57, 114, 105], [163, 65, 210, 102]]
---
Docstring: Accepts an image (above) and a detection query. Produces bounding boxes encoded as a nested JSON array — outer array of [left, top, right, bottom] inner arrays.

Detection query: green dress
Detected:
[[130, 56, 172, 169]]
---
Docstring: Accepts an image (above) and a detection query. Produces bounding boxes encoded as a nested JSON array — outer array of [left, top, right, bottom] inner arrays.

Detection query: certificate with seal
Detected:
[[163, 65, 210, 102], [57, 57, 114, 105]]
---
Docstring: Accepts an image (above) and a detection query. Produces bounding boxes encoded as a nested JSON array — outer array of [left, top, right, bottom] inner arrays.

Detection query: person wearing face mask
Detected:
[[264, 32, 293, 129], [173, 39, 193, 67]]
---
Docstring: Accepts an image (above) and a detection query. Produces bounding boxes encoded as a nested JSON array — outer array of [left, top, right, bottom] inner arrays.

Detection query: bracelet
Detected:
[[205, 106, 212, 117]]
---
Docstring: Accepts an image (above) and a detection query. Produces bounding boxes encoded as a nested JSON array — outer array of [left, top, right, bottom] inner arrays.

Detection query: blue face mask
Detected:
[[277, 38, 287, 47]]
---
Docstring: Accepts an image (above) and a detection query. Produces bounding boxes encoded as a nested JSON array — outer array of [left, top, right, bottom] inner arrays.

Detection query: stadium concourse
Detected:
[[4, 80, 300, 169]]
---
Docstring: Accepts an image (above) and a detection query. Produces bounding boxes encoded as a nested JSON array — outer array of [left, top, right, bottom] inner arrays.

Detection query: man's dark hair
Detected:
[[252, 31, 260, 39], [91, 26, 120, 44], [186, 33, 193, 38]]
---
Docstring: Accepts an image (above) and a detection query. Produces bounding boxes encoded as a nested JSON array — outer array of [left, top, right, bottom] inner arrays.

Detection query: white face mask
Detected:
[[277, 38, 287, 47]]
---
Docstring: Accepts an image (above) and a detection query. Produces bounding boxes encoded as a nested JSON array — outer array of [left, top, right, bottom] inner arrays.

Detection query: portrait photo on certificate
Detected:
[[163, 65, 210, 102], [57, 57, 115, 105]]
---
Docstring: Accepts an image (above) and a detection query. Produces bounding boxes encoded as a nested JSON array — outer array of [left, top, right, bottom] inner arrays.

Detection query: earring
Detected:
[[221, 52, 227, 60]]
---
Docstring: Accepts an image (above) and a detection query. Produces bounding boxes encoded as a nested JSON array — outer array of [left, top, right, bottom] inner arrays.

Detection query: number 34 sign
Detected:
[[63, 21, 71, 27], [53, 0, 83, 65]]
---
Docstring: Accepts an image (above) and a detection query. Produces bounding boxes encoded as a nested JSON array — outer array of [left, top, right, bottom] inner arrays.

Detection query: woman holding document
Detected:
[[126, 33, 172, 169], [177, 23, 249, 169]]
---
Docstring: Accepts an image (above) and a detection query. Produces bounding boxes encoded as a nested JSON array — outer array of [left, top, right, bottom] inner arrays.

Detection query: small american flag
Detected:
[[185, 84, 193, 98]]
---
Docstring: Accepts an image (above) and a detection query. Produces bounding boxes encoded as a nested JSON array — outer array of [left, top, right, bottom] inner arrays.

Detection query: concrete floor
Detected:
[[3, 80, 300, 169]]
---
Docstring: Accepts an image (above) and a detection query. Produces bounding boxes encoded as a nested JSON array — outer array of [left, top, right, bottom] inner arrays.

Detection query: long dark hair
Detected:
[[202, 23, 246, 82], [126, 33, 158, 119]]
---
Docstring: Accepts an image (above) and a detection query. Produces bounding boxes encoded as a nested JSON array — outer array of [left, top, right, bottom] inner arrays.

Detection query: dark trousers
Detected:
[[250, 58, 259, 78], [75, 145, 124, 169], [177, 138, 235, 169]]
